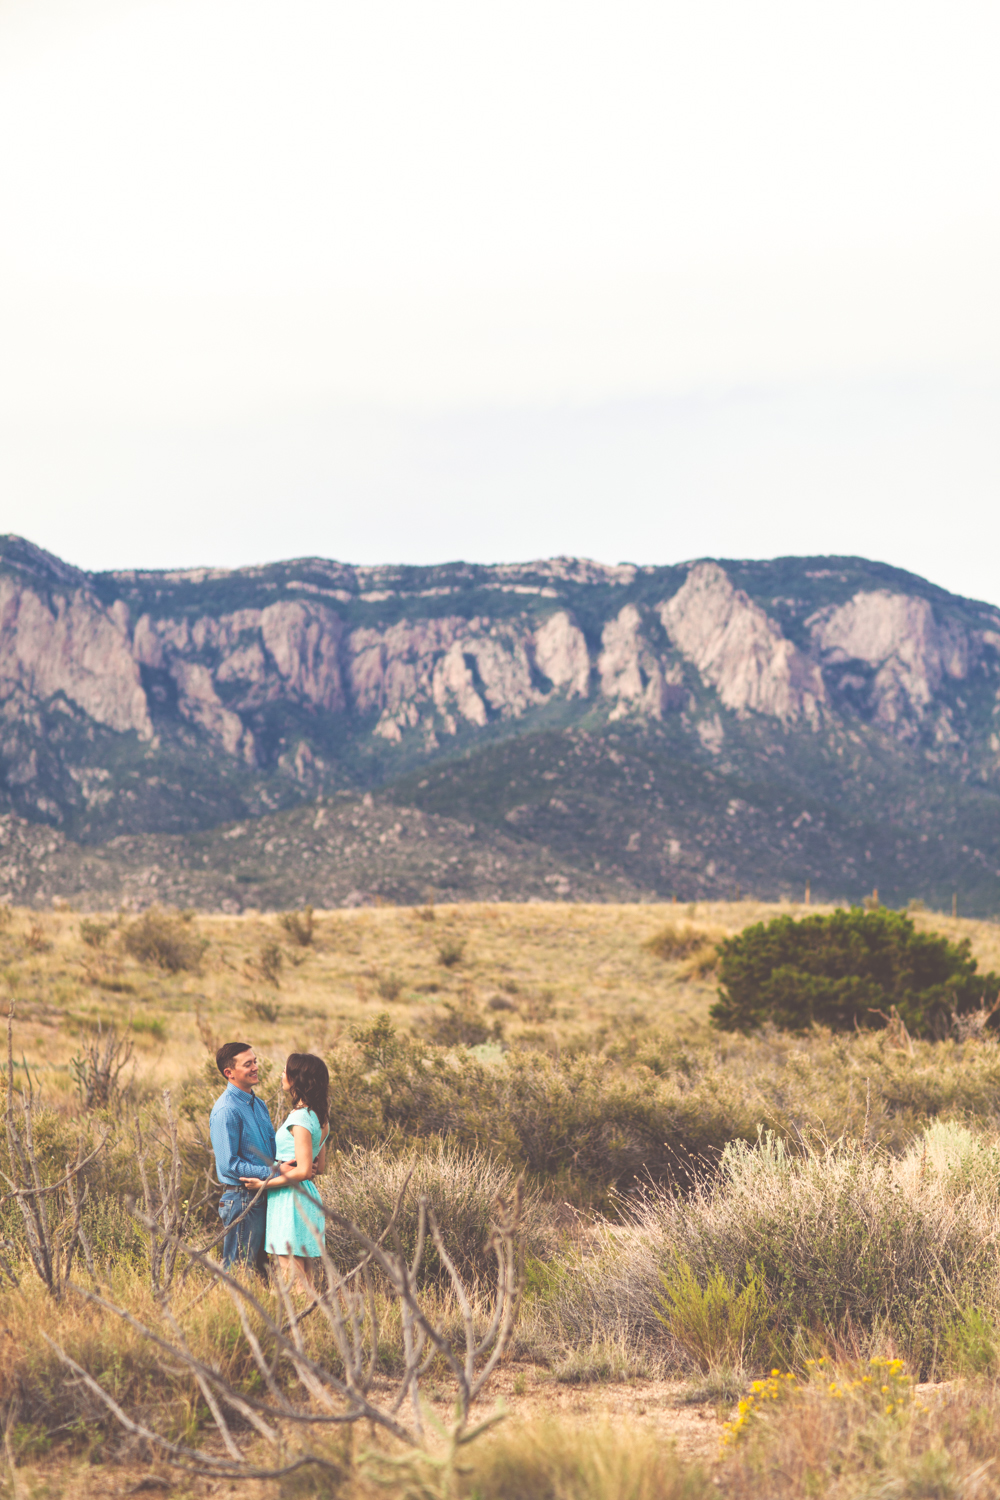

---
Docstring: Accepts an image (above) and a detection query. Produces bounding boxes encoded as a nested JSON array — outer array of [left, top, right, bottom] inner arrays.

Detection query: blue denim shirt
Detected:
[[209, 1083, 277, 1186]]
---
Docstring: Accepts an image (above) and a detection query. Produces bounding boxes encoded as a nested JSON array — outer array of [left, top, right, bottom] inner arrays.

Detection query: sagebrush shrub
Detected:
[[437, 937, 465, 967], [420, 996, 503, 1047], [278, 906, 314, 946], [323, 1139, 545, 1286], [244, 996, 281, 1024], [375, 971, 403, 1002], [25, 921, 49, 953], [656, 1258, 771, 1372], [257, 940, 283, 985], [79, 918, 109, 948], [639, 1128, 1000, 1372], [326, 1016, 763, 1196], [645, 922, 725, 965], [122, 908, 206, 973]]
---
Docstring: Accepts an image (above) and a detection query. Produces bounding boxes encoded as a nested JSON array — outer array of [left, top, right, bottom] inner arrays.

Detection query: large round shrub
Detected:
[[710, 908, 1000, 1037]]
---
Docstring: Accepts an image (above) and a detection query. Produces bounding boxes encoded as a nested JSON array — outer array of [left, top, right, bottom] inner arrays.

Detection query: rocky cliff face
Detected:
[[3, 535, 1000, 911], [0, 572, 152, 739], [808, 589, 981, 736], [661, 562, 826, 725]]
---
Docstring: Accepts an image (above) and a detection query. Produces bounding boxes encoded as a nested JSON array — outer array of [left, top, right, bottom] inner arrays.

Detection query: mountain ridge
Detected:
[[2, 535, 999, 913]]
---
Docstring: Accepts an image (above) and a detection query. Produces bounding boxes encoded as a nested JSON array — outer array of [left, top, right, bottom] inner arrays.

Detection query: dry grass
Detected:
[[8, 1378, 1000, 1500], [720, 1366, 1000, 1499], [4, 897, 997, 1105], [0, 1264, 268, 1440], [465, 1370, 1000, 1500], [324, 1138, 549, 1285], [465, 1418, 709, 1499], [525, 1119, 1000, 1380]]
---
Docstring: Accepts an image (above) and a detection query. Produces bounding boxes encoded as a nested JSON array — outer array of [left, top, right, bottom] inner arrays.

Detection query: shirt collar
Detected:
[[225, 1082, 258, 1103]]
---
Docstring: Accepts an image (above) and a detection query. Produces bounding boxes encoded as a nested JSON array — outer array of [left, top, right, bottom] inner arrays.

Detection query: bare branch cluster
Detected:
[[1, 1003, 109, 1297], [48, 1174, 523, 1482], [69, 1021, 134, 1111], [133, 1090, 214, 1297]]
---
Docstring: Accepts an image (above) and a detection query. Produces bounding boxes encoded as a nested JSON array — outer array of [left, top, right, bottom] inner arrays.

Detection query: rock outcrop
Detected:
[[532, 611, 591, 698], [2, 546, 990, 761], [808, 590, 968, 732], [4, 535, 1000, 906], [598, 604, 683, 720], [660, 562, 826, 725], [0, 574, 152, 738]]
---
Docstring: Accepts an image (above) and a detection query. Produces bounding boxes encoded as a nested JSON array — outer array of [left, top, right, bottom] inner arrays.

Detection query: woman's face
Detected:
[[281, 1066, 290, 1093]]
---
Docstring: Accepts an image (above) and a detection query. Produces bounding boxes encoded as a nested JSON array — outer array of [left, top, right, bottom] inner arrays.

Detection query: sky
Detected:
[[1, 1, 998, 601]]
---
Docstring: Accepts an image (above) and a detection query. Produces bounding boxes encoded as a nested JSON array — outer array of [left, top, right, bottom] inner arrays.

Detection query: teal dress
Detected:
[[265, 1107, 327, 1258]]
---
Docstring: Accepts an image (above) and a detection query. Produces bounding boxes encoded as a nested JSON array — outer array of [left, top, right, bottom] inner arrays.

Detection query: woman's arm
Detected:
[[284, 1124, 315, 1184], [240, 1125, 314, 1191]]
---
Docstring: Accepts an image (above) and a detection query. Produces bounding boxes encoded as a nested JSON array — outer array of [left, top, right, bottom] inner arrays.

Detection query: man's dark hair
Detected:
[[284, 1052, 330, 1124], [216, 1041, 253, 1078]]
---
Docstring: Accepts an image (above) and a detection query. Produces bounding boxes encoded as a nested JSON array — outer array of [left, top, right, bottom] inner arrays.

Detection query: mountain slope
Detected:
[[2, 536, 999, 912]]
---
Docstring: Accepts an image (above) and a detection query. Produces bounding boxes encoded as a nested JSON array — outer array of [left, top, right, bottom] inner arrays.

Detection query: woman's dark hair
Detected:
[[285, 1053, 329, 1124]]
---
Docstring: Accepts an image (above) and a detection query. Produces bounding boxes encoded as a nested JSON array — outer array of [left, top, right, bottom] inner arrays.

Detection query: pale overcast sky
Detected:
[[1, 1, 998, 601]]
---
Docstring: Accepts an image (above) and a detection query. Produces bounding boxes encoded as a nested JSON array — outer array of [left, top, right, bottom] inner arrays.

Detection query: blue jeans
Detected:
[[219, 1187, 268, 1273]]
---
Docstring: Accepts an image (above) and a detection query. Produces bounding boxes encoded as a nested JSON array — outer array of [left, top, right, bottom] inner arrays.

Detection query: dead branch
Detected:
[[3, 1003, 109, 1296], [50, 1170, 523, 1481], [131, 1090, 214, 1297]]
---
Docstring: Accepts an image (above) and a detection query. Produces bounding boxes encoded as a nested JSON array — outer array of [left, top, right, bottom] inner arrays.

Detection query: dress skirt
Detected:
[[265, 1178, 326, 1258]]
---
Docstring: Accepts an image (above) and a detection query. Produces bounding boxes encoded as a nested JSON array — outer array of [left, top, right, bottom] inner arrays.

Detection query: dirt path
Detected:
[[487, 1365, 730, 1461], [6, 1368, 731, 1496]]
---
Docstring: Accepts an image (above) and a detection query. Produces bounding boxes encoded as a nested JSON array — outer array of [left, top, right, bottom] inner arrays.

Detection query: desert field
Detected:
[[4, 896, 1000, 1499], [7, 895, 1000, 1089]]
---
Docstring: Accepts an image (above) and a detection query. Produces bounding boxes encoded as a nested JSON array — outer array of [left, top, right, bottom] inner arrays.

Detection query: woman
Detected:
[[240, 1052, 329, 1292]]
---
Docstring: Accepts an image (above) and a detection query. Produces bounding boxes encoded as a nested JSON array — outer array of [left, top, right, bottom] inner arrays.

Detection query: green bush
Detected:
[[79, 918, 109, 948], [258, 940, 283, 986], [437, 937, 466, 968], [710, 907, 1000, 1038], [244, 996, 281, 1024], [420, 996, 503, 1047], [656, 1258, 771, 1373], [375, 971, 403, 1002]]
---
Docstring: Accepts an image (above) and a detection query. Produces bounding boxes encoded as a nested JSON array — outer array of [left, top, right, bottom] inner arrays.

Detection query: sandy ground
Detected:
[[487, 1365, 730, 1460]]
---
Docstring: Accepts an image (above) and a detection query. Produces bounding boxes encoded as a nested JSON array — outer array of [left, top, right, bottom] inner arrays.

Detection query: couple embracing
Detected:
[[209, 1041, 329, 1290]]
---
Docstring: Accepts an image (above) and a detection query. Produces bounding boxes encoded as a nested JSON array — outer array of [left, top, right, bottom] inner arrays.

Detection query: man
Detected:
[[209, 1042, 277, 1273]]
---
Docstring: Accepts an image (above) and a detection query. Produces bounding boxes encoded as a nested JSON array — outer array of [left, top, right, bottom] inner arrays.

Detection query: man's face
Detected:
[[225, 1049, 259, 1091]]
